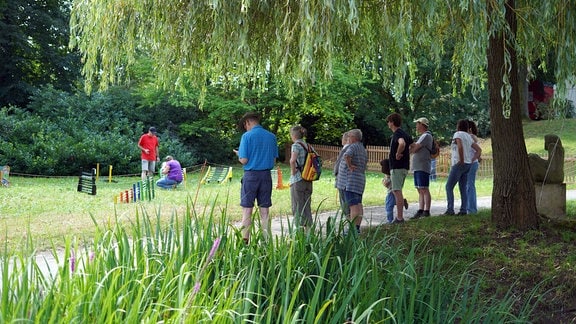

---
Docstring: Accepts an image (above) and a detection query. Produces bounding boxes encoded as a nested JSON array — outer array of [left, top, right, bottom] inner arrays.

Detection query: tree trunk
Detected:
[[487, 0, 539, 230]]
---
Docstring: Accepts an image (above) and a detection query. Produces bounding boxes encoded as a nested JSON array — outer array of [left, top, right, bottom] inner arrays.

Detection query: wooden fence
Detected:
[[288, 144, 576, 183]]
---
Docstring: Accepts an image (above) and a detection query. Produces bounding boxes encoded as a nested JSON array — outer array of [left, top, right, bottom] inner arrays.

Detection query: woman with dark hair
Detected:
[[444, 120, 482, 216]]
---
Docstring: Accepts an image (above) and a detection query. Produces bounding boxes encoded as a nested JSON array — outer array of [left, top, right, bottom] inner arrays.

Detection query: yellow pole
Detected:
[[109, 165, 113, 183], [183, 168, 187, 188], [96, 163, 100, 182]]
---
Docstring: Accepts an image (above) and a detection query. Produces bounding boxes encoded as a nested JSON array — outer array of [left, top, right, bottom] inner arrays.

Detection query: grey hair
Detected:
[[348, 129, 362, 141]]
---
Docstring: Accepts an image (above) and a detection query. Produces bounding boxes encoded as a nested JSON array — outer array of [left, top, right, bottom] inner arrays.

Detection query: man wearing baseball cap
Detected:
[[409, 117, 433, 218], [138, 126, 160, 181]]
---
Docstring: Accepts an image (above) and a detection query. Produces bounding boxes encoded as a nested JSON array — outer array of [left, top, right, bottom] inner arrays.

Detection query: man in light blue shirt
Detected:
[[234, 112, 278, 243]]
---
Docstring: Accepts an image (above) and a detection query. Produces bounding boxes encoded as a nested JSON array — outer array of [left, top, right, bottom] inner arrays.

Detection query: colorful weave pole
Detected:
[[114, 177, 155, 203]]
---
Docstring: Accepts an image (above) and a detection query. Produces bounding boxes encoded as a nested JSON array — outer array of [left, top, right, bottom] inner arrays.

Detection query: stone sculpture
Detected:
[[528, 134, 564, 184]]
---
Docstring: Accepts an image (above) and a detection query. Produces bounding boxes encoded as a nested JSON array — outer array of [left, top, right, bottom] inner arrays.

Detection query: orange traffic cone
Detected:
[[276, 168, 289, 189]]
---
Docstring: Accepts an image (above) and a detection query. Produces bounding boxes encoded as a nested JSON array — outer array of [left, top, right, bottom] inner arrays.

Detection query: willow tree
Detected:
[[70, 0, 575, 230]]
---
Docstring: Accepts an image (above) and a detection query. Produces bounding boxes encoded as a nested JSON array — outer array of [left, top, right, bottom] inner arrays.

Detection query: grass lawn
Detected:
[[0, 170, 473, 251]]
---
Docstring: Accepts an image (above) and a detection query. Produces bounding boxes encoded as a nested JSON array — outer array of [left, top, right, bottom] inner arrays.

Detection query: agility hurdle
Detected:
[[201, 166, 233, 184], [77, 169, 97, 195], [114, 177, 155, 203]]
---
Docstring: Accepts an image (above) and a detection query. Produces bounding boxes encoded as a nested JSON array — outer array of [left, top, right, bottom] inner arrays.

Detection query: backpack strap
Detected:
[[295, 141, 310, 170], [425, 131, 434, 152], [296, 141, 311, 152]]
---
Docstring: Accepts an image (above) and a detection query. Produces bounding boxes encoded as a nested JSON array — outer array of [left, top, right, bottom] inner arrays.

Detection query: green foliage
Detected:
[[1, 87, 141, 175], [0, 0, 80, 108], [355, 51, 491, 146]]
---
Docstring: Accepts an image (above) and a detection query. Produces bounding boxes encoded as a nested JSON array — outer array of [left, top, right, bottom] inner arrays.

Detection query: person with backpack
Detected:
[[409, 117, 434, 218], [289, 125, 314, 229], [386, 113, 414, 224]]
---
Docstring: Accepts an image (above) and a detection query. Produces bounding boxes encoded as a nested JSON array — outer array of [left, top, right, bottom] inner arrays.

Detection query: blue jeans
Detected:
[[339, 188, 350, 218], [385, 191, 395, 223], [445, 163, 471, 213], [466, 161, 479, 213], [156, 177, 181, 189]]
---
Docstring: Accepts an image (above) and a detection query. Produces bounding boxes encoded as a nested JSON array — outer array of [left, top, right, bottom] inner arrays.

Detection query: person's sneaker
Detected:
[[403, 199, 409, 210], [390, 218, 405, 224], [422, 210, 431, 217], [457, 212, 467, 216], [443, 211, 455, 216], [412, 210, 424, 219]]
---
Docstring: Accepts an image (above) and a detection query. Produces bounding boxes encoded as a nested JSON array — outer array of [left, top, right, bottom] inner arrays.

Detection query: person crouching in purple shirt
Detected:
[[156, 155, 183, 189]]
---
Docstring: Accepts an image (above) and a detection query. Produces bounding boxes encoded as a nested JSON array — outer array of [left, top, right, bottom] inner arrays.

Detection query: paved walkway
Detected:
[[269, 190, 576, 235]]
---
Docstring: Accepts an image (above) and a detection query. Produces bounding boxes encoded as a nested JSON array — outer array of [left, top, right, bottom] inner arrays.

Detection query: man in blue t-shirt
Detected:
[[234, 112, 278, 243]]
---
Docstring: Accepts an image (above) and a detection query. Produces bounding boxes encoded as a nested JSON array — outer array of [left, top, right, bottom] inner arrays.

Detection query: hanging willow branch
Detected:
[[69, 0, 576, 103]]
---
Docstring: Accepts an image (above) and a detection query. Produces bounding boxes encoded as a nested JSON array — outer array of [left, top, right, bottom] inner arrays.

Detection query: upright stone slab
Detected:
[[534, 183, 566, 218]]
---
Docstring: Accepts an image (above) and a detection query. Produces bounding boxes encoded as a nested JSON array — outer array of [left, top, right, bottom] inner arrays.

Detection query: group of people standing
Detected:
[[140, 111, 482, 243], [383, 114, 482, 223], [232, 111, 483, 242]]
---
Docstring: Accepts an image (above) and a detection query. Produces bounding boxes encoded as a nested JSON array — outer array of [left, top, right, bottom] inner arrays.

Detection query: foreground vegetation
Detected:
[[1, 171, 575, 322], [2, 205, 550, 322]]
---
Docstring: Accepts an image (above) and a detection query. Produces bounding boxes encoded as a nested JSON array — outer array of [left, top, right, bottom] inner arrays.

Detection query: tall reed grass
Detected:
[[0, 200, 538, 322]]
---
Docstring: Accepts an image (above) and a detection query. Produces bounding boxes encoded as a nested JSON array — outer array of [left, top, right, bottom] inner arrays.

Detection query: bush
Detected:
[[1, 88, 150, 175]]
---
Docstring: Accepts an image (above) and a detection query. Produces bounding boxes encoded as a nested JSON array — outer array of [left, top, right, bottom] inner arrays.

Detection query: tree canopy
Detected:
[[69, 0, 576, 229], [0, 0, 80, 108], [70, 1, 574, 98]]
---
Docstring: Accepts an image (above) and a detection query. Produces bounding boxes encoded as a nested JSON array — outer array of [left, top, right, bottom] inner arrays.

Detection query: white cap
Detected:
[[414, 117, 429, 127]]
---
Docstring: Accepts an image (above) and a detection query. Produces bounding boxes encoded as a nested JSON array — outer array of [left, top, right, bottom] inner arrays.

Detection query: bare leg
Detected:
[[418, 189, 425, 210], [141, 171, 148, 182], [259, 207, 271, 240], [349, 203, 363, 226], [393, 190, 404, 220], [418, 188, 432, 210], [241, 207, 253, 242], [422, 188, 431, 211]]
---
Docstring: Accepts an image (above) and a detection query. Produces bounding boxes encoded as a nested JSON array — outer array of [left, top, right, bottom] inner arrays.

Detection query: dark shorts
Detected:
[[414, 170, 430, 188], [344, 190, 363, 206], [240, 170, 273, 208]]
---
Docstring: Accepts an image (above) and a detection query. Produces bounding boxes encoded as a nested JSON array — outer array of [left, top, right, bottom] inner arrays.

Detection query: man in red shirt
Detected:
[[137, 127, 160, 181]]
